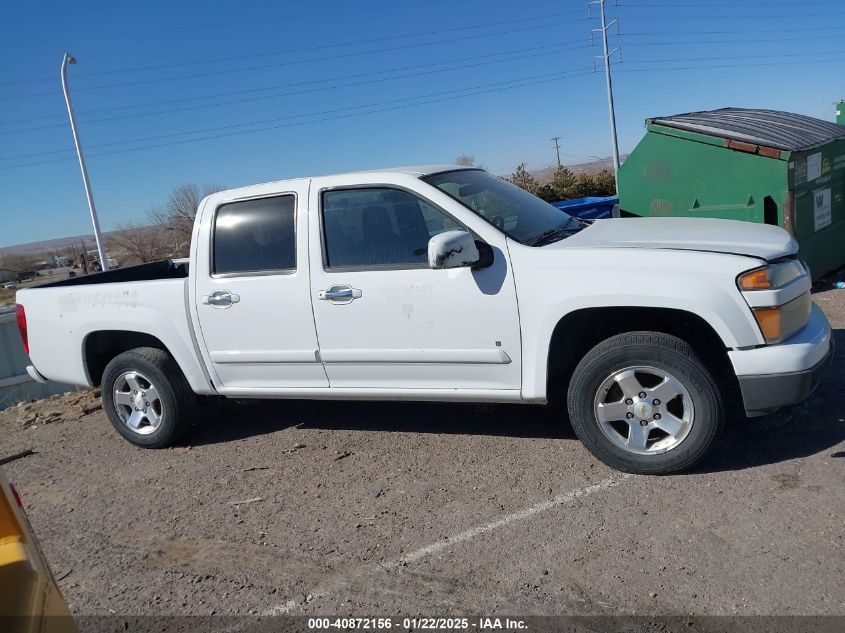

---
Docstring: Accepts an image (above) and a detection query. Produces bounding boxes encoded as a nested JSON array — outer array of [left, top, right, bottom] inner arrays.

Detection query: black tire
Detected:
[[101, 347, 196, 448], [566, 331, 724, 475]]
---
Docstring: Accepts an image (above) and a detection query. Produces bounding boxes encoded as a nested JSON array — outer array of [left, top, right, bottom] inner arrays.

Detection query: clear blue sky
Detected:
[[1, 0, 843, 246]]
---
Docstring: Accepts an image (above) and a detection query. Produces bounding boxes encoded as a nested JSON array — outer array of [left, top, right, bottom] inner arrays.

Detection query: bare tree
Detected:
[[147, 183, 225, 254], [68, 240, 91, 273], [109, 223, 168, 265], [0, 251, 38, 278], [455, 154, 475, 167]]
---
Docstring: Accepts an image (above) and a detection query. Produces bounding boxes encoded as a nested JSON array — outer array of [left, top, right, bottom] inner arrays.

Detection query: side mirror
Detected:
[[428, 230, 494, 270], [428, 230, 479, 269]]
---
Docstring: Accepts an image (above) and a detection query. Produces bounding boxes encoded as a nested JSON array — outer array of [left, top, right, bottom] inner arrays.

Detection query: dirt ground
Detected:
[[0, 287, 15, 307], [1, 287, 843, 621]]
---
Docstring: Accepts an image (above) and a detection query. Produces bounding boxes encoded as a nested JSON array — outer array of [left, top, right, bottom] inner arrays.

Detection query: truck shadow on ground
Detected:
[[191, 329, 844, 474], [193, 399, 569, 443]]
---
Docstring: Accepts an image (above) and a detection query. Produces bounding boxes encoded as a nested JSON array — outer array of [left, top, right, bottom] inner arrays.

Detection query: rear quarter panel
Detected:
[[17, 279, 212, 394]]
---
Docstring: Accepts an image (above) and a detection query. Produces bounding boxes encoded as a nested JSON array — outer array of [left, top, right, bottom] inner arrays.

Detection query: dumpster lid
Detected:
[[648, 108, 845, 152]]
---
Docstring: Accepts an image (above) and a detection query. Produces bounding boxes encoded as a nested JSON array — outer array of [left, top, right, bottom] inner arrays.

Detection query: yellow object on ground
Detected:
[[0, 471, 77, 633]]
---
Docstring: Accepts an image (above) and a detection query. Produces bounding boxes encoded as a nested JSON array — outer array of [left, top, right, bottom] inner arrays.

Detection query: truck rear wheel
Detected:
[[567, 331, 724, 475], [101, 347, 196, 448]]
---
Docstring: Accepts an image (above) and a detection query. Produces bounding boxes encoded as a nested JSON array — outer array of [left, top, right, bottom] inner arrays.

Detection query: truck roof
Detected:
[[350, 164, 468, 176], [216, 165, 469, 198]]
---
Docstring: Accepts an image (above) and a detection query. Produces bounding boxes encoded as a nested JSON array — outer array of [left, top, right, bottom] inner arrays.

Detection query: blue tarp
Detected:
[[552, 196, 618, 219]]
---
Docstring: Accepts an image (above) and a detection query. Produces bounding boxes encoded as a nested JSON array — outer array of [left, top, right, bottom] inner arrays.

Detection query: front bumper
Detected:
[[737, 338, 834, 415], [731, 303, 834, 416]]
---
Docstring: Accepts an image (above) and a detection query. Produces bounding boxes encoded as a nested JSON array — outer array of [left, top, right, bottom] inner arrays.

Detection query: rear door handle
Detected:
[[202, 290, 240, 308], [318, 284, 362, 304]]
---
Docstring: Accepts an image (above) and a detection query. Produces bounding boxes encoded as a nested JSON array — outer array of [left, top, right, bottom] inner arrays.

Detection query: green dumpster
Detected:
[[618, 108, 845, 279]]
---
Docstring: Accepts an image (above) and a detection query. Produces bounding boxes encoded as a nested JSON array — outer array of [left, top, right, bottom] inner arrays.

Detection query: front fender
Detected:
[[507, 242, 764, 401]]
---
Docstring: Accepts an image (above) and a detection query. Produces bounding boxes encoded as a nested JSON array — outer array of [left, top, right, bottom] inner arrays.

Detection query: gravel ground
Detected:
[[1, 287, 843, 620]]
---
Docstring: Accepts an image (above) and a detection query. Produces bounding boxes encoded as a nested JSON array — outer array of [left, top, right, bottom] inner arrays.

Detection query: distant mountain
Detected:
[[0, 232, 115, 257], [528, 155, 627, 184]]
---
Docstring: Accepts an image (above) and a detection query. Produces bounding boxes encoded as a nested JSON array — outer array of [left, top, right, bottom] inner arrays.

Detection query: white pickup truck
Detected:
[[15, 166, 833, 474]]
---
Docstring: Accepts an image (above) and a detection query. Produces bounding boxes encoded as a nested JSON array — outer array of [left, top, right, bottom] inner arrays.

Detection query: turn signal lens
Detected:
[[739, 268, 773, 290], [752, 306, 782, 343], [738, 261, 805, 291]]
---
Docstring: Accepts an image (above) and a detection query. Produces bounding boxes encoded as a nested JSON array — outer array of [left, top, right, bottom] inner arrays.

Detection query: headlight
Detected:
[[737, 260, 805, 291]]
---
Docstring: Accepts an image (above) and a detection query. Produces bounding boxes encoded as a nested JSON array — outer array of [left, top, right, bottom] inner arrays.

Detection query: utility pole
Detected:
[[61, 53, 109, 272], [550, 136, 562, 168], [590, 0, 621, 185]]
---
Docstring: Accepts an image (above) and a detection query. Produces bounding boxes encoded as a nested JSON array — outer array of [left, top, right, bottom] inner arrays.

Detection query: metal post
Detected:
[[591, 0, 621, 186], [551, 136, 562, 168], [61, 53, 108, 272]]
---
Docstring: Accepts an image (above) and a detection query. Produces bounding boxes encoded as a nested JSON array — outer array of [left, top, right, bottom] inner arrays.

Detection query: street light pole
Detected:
[[61, 53, 109, 272]]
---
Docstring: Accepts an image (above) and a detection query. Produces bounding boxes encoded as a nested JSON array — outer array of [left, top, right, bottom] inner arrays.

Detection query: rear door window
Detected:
[[213, 195, 296, 275]]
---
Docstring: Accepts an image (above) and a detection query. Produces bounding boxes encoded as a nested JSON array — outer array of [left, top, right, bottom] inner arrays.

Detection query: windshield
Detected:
[[422, 169, 573, 245]]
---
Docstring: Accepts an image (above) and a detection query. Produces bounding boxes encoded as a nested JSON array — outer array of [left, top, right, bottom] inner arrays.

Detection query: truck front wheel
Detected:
[[101, 347, 196, 448], [567, 331, 724, 475]]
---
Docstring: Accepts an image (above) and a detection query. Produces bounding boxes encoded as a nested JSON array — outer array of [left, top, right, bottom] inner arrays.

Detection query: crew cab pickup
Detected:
[[15, 166, 833, 474]]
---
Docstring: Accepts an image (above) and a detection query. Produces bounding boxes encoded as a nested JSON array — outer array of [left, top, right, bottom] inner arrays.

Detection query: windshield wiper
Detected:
[[528, 216, 582, 246]]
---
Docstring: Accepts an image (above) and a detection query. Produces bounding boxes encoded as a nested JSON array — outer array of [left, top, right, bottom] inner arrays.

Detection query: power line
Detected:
[[0, 41, 593, 131], [1, 0, 497, 47], [3, 41, 837, 138], [4, 51, 844, 172], [0, 67, 594, 163], [617, 0, 839, 6], [619, 11, 845, 19], [13, 23, 842, 127], [0, 9, 585, 86], [0, 69, 598, 171], [624, 49, 845, 64], [0, 13, 589, 100], [619, 25, 845, 35], [5, 13, 836, 91], [4, 32, 841, 132], [616, 54, 845, 73], [621, 33, 845, 46], [5, 46, 841, 160]]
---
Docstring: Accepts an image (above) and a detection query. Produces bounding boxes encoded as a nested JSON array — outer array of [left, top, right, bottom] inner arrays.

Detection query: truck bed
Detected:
[[39, 259, 189, 289], [16, 261, 209, 392]]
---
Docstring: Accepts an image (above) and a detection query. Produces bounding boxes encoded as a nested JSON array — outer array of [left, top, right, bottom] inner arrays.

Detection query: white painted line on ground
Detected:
[[385, 474, 630, 568], [265, 474, 632, 615]]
